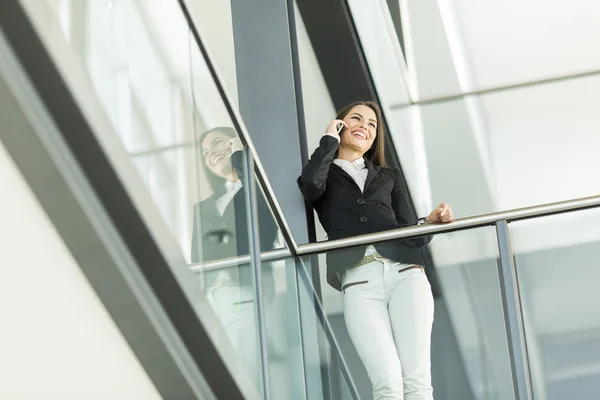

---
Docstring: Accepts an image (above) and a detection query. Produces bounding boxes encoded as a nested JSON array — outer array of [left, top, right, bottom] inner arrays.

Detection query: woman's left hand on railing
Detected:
[[426, 202, 454, 223]]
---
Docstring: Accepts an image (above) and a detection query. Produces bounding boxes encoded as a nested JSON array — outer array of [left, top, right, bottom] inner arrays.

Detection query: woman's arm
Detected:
[[230, 149, 246, 181], [297, 135, 340, 204], [391, 168, 433, 248], [225, 137, 246, 181]]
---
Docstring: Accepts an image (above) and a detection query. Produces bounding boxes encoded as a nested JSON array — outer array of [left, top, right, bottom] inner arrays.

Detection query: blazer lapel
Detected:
[[363, 161, 380, 192], [331, 163, 360, 188]]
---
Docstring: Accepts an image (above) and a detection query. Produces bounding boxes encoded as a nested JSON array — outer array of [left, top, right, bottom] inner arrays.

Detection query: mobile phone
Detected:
[[336, 123, 344, 134]]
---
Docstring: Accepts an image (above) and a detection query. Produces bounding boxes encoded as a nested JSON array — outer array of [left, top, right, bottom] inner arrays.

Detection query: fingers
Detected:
[[325, 119, 348, 135], [333, 119, 349, 128], [437, 202, 453, 223], [226, 137, 244, 154]]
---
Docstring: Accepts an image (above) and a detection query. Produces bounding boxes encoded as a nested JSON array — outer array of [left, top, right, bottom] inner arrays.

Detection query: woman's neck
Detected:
[[337, 146, 364, 163], [223, 169, 239, 182]]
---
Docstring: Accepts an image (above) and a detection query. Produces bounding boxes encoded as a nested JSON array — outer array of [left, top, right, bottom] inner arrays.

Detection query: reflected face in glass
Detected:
[[201, 130, 234, 178], [340, 105, 378, 153]]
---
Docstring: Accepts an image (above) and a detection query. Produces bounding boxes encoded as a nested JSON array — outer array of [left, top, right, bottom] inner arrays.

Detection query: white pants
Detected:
[[342, 259, 435, 400], [208, 282, 261, 386], [206, 273, 289, 399]]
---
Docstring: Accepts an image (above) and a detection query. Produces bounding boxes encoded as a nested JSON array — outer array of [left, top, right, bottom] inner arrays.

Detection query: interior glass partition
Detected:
[[40, 0, 289, 396], [44, 0, 287, 262], [511, 208, 600, 400]]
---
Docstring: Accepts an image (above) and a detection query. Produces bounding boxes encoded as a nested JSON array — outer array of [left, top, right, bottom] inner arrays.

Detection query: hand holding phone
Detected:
[[325, 119, 347, 136]]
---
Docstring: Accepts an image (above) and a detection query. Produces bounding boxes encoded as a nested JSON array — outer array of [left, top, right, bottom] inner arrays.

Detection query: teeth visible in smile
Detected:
[[352, 131, 367, 140], [212, 155, 224, 165]]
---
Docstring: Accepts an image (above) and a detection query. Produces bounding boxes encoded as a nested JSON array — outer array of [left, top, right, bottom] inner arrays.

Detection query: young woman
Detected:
[[298, 102, 453, 400], [191, 127, 277, 384], [191, 127, 277, 292]]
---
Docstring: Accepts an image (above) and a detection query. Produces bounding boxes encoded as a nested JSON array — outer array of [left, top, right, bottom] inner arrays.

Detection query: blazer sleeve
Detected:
[[297, 135, 339, 203], [391, 168, 433, 248], [230, 149, 246, 181], [230, 149, 279, 251]]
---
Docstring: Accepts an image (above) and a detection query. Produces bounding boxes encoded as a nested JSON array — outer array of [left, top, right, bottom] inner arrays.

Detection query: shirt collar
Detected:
[[353, 157, 366, 170], [224, 179, 242, 192], [335, 157, 366, 170]]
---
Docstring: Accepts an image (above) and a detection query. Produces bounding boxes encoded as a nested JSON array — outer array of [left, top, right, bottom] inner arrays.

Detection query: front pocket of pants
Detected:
[[342, 280, 369, 293], [398, 265, 423, 274]]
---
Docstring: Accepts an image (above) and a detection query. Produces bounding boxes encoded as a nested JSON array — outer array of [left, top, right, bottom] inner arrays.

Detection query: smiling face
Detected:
[[201, 130, 234, 178], [339, 104, 378, 155]]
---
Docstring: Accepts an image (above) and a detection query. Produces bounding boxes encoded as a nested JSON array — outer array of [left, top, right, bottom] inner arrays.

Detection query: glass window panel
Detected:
[[453, 0, 600, 90], [401, 0, 463, 100], [350, 0, 600, 100], [347, 0, 412, 106], [415, 75, 600, 219], [511, 208, 600, 399]]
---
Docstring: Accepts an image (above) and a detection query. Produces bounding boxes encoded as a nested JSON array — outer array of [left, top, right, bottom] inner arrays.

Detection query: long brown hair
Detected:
[[335, 101, 386, 167]]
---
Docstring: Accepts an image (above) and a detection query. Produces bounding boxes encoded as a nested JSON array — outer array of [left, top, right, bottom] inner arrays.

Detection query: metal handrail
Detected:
[[297, 193, 600, 256], [189, 194, 600, 272], [189, 248, 292, 273]]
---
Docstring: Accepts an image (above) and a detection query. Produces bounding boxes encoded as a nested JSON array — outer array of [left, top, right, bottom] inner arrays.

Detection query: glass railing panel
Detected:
[[431, 226, 515, 400], [510, 208, 600, 399], [41, 0, 289, 395], [295, 256, 361, 400], [303, 229, 515, 400], [42, 0, 287, 258], [41, 0, 232, 256], [245, 254, 306, 400]]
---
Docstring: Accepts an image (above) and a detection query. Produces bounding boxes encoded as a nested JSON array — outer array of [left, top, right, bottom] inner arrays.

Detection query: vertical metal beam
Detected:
[[285, 0, 322, 297], [230, 0, 309, 246], [385, 0, 406, 62], [244, 151, 271, 400], [495, 220, 533, 400]]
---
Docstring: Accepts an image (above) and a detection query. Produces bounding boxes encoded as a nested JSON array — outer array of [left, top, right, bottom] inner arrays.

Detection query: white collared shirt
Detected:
[[215, 179, 243, 216], [333, 157, 377, 256], [333, 157, 368, 192]]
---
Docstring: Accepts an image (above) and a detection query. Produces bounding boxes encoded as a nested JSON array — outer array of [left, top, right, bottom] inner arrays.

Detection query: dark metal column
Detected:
[[230, 0, 309, 245]]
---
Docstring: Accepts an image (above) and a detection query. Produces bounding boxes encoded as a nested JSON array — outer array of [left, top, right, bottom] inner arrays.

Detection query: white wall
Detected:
[[0, 141, 161, 400]]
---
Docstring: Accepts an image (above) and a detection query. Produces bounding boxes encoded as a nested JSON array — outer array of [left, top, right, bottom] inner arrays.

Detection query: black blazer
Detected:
[[298, 135, 432, 291], [191, 151, 277, 292]]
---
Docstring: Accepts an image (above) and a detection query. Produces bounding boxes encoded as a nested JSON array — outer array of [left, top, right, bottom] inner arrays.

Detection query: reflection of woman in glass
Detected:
[[191, 127, 276, 381], [298, 102, 453, 400]]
